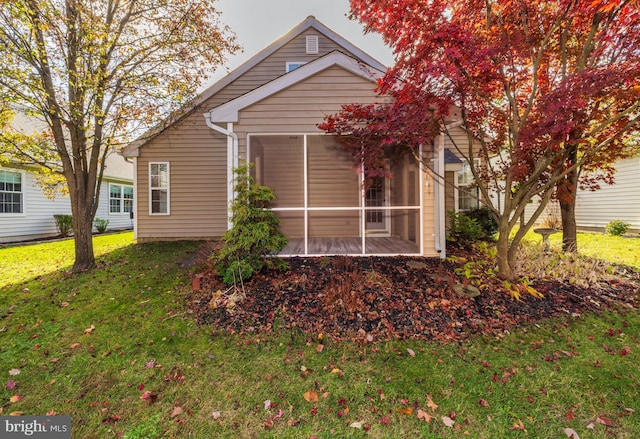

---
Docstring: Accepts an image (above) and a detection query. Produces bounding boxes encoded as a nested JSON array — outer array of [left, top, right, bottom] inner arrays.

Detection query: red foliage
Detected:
[[328, 0, 640, 188]]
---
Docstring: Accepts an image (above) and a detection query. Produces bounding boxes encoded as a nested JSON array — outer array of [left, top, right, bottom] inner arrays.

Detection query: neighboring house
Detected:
[[574, 157, 640, 233], [123, 16, 474, 258], [0, 111, 134, 244]]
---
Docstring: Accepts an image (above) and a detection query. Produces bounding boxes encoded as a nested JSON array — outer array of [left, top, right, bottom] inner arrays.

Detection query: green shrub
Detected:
[[93, 218, 109, 233], [464, 206, 498, 239], [53, 214, 73, 237], [447, 210, 484, 243], [214, 163, 289, 284], [605, 219, 631, 236]]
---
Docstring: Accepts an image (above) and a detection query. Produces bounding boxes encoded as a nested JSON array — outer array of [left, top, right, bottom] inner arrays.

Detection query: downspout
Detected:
[[434, 119, 465, 259], [204, 114, 239, 230], [434, 133, 446, 258]]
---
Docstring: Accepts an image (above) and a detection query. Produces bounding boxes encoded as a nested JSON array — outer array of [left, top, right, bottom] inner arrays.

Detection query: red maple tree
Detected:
[[322, 0, 640, 280]]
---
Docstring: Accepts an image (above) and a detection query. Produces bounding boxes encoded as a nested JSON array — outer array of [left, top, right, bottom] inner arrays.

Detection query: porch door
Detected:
[[365, 177, 389, 234]]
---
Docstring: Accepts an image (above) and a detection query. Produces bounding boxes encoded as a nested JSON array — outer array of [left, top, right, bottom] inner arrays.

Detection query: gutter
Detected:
[[203, 114, 239, 229]]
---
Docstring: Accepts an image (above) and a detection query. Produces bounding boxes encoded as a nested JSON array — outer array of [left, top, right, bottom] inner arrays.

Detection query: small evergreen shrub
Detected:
[[214, 164, 289, 284], [93, 218, 109, 233], [605, 219, 631, 236], [447, 210, 484, 243], [464, 206, 498, 239], [53, 214, 73, 237]]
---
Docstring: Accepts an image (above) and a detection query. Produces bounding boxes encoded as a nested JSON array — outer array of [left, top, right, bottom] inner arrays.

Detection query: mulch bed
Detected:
[[185, 245, 640, 342]]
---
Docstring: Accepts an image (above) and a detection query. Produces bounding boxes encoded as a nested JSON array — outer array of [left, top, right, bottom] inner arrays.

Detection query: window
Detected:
[[149, 162, 169, 215], [286, 61, 307, 72], [0, 169, 23, 214], [109, 184, 134, 214], [458, 159, 480, 211]]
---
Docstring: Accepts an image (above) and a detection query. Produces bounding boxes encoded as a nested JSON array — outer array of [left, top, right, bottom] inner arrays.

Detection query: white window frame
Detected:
[[457, 158, 481, 211], [0, 169, 25, 216], [149, 162, 170, 215], [109, 183, 134, 215], [285, 61, 307, 73]]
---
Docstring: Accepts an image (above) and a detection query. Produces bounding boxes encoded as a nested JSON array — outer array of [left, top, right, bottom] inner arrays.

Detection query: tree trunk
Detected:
[[496, 225, 517, 282], [71, 198, 96, 272], [560, 144, 579, 253], [560, 197, 577, 253]]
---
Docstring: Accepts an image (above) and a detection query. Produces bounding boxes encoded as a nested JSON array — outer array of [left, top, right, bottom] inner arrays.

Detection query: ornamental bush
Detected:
[[53, 214, 73, 237], [213, 164, 288, 284], [605, 219, 631, 236]]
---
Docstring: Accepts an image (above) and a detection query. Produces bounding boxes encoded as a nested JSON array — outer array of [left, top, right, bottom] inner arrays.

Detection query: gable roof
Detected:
[[123, 16, 388, 157], [205, 50, 384, 124], [195, 16, 387, 109]]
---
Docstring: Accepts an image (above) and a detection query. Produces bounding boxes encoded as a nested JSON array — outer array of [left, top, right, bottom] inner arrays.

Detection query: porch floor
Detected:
[[279, 236, 420, 256]]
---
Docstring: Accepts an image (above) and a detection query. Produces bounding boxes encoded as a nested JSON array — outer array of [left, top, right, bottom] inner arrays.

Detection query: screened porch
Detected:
[[249, 134, 424, 256]]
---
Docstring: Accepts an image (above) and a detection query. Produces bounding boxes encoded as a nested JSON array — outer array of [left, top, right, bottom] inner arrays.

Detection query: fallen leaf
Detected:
[[479, 399, 489, 407], [510, 419, 527, 432], [9, 394, 21, 403], [407, 348, 416, 358], [84, 324, 95, 334], [397, 407, 413, 415], [426, 394, 439, 410], [9, 411, 24, 416], [350, 421, 363, 429], [46, 410, 56, 416], [417, 409, 433, 423], [212, 411, 221, 420], [264, 417, 274, 429], [564, 427, 580, 438], [170, 406, 183, 418], [264, 400, 271, 410], [586, 423, 595, 430], [140, 391, 158, 403], [145, 360, 155, 369], [70, 343, 80, 349], [442, 416, 455, 427], [595, 415, 616, 427], [303, 390, 318, 403], [8, 369, 20, 376], [316, 344, 324, 353], [7, 380, 16, 390]]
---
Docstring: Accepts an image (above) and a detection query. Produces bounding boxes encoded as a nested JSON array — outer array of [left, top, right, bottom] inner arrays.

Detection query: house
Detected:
[[0, 110, 134, 244], [123, 16, 474, 258], [574, 157, 640, 233]]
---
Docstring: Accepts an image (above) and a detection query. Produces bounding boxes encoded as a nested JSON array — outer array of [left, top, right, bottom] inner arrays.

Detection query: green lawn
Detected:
[[1, 232, 639, 438]]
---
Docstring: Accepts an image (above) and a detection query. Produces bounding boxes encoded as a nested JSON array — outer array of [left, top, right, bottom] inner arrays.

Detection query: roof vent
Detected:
[[306, 35, 319, 54]]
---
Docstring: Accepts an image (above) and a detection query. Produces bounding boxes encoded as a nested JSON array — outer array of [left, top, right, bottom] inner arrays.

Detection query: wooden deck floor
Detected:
[[279, 237, 420, 256]]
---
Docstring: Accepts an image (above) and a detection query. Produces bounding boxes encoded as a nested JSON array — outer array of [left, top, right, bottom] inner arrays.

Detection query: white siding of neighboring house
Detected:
[[1, 152, 133, 243], [0, 169, 72, 243], [575, 158, 640, 232]]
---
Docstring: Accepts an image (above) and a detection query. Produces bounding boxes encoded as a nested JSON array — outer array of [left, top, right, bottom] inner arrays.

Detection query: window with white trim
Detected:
[[109, 184, 133, 214], [458, 158, 481, 211], [286, 61, 307, 72], [149, 162, 169, 214], [0, 169, 23, 214]]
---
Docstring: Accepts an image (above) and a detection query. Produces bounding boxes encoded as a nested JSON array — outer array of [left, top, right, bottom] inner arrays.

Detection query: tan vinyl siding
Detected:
[[208, 29, 364, 109], [135, 115, 229, 240], [422, 170, 437, 257]]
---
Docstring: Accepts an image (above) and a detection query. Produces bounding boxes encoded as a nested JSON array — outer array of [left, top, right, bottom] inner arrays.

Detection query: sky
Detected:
[[210, 0, 394, 82]]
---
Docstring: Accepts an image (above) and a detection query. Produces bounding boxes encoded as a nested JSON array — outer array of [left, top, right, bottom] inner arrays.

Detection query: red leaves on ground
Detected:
[[188, 247, 639, 342]]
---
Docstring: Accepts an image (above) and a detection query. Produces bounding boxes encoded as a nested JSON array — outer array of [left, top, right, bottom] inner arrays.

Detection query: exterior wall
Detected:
[[206, 29, 367, 110], [0, 168, 71, 243], [134, 125, 229, 241], [575, 158, 640, 232], [0, 169, 132, 244], [95, 179, 134, 231]]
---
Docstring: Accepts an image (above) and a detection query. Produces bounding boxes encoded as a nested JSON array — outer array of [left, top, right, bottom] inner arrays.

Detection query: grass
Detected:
[[0, 232, 638, 438]]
